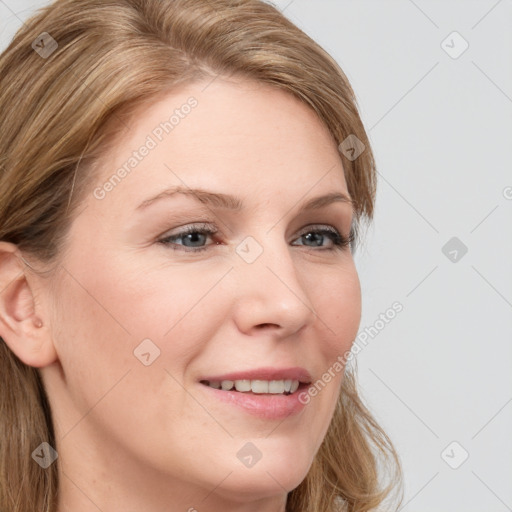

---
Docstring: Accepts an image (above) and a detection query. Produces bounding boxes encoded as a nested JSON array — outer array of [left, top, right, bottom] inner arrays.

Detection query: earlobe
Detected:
[[0, 242, 58, 368]]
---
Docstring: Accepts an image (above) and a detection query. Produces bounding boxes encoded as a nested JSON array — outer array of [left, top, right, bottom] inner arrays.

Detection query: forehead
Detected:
[[89, 76, 348, 213]]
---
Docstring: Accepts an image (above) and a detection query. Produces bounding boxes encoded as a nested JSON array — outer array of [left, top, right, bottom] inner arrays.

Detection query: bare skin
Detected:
[[0, 76, 361, 512]]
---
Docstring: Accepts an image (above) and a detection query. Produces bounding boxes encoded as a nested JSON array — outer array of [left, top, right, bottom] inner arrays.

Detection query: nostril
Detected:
[[257, 323, 277, 329]]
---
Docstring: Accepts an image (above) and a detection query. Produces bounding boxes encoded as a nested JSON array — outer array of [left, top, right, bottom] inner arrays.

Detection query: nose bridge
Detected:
[[232, 229, 316, 334]]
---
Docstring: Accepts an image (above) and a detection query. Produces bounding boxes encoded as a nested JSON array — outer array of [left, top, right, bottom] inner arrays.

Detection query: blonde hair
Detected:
[[0, 0, 403, 510]]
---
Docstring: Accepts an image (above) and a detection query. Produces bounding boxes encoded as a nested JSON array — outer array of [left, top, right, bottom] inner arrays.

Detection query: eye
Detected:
[[158, 223, 218, 253], [292, 225, 354, 251], [157, 223, 355, 253]]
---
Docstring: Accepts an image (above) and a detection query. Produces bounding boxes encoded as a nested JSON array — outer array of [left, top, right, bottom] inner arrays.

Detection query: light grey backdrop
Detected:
[[1, 1, 511, 511]]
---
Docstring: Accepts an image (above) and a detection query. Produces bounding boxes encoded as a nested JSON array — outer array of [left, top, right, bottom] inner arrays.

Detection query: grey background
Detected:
[[1, 1, 511, 511]]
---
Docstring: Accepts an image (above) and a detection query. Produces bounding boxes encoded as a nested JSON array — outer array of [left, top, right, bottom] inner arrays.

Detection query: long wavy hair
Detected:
[[0, 1, 403, 510]]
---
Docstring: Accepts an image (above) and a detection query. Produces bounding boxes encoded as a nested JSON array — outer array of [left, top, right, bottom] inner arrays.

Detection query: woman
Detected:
[[0, 0, 403, 511]]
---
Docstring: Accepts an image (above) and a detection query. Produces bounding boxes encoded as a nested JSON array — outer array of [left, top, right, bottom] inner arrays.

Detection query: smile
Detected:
[[200, 379, 301, 395]]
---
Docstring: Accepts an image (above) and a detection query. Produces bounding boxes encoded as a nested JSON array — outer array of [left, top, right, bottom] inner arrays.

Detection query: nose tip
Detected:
[[231, 241, 317, 337]]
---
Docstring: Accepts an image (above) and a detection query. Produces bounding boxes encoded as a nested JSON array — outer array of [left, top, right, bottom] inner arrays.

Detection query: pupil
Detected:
[[186, 232, 204, 246], [305, 233, 322, 246]]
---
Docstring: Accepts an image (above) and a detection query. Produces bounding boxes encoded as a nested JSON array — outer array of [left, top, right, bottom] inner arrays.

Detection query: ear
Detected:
[[0, 241, 58, 368]]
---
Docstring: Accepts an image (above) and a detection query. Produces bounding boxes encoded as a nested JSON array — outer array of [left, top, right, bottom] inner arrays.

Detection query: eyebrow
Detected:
[[136, 186, 354, 213]]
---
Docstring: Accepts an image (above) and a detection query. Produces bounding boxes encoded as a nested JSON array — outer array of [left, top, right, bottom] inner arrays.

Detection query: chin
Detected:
[[215, 441, 313, 499], [215, 468, 308, 503]]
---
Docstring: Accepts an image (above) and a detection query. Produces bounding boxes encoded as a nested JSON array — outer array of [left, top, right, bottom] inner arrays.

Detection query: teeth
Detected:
[[221, 380, 234, 390], [268, 380, 285, 393], [251, 380, 268, 393], [206, 379, 301, 394], [234, 379, 251, 392]]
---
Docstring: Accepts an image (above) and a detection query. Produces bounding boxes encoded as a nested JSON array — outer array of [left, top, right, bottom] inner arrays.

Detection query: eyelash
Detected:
[[157, 223, 355, 253]]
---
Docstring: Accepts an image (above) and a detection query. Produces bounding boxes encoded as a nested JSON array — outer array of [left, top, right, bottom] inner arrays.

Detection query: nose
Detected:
[[231, 234, 317, 338]]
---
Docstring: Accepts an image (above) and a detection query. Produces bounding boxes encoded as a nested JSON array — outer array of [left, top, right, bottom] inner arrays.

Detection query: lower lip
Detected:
[[199, 383, 310, 420]]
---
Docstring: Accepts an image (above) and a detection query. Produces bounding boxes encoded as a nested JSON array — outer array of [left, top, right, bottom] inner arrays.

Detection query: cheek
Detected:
[[308, 261, 362, 352], [54, 256, 233, 424], [47, 264, 137, 421], [302, 263, 361, 420], [47, 255, 223, 455]]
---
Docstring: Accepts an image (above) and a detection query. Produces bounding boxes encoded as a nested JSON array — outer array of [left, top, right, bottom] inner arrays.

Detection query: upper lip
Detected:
[[199, 367, 312, 384]]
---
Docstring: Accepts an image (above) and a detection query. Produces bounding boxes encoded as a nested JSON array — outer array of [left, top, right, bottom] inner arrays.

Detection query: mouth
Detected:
[[197, 367, 313, 420], [199, 378, 310, 395], [198, 367, 312, 396]]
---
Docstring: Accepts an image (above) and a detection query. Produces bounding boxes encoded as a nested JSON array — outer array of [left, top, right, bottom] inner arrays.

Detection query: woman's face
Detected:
[[41, 77, 361, 510]]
